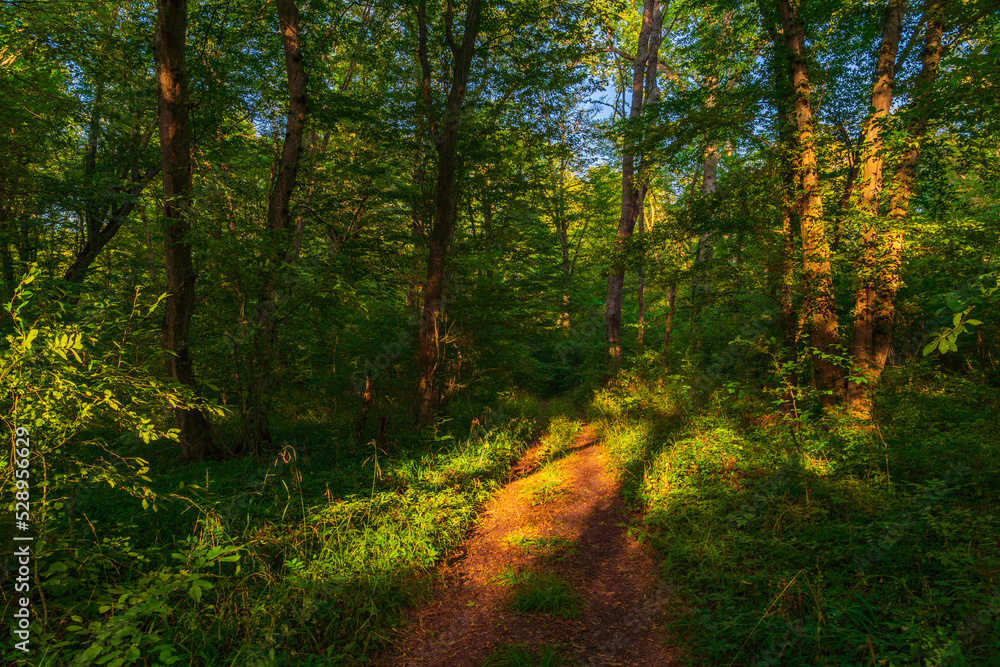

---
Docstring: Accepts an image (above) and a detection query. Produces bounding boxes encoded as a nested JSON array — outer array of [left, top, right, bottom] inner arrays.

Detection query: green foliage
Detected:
[[0, 268, 225, 520], [2, 405, 542, 665], [482, 643, 570, 667], [29, 539, 240, 667], [538, 416, 582, 462], [495, 568, 582, 620], [923, 272, 999, 356], [593, 373, 1000, 665]]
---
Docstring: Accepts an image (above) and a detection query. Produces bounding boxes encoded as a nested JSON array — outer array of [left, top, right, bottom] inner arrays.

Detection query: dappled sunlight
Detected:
[[376, 422, 681, 666], [593, 374, 1000, 664]]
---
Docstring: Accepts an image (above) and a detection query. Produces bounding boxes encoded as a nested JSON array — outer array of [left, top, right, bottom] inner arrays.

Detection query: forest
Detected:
[[1, 0, 998, 664]]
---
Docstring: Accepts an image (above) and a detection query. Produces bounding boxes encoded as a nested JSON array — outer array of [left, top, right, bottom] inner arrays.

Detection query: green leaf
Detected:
[[923, 341, 938, 356]]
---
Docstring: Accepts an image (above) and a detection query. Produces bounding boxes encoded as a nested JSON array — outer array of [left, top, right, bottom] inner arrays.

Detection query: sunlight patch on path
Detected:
[[375, 424, 683, 666]]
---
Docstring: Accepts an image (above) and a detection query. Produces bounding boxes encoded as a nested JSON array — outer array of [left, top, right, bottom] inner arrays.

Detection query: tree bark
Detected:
[[155, 0, 214, 460], [777, 0, 842, 408], [874, 5, 943, 377], [64, 169, 158, 283], [556, 159, 572, 331], [605, 0, 661, 363], [692, 128, 719, 317], [847, 0, 904, 418], [242, 0, 308, 453], [636, 205, 646, 350], [415, 0, 483, 424], [663, 278, 677, 352]]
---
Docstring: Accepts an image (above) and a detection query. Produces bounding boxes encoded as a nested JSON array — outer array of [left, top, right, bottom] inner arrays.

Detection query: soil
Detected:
[[375, 424, 683, 666]]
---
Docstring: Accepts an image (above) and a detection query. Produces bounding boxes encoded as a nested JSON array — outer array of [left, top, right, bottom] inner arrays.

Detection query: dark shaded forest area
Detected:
[[1, 0, 999, 664]]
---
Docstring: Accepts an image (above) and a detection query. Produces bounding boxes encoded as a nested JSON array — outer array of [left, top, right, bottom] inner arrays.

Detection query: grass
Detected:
[[494, 567, 582, 619], [521, 463, 571, 506], [5, 398, 559, 667], [481, 643, 570, 667], [592, 368, 1000, 666], [504, 534, 577, 560], [538, 416, 583, 463]]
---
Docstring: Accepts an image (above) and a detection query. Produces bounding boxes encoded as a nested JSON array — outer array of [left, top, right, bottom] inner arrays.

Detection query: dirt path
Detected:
[[376, 424, 681, 666]]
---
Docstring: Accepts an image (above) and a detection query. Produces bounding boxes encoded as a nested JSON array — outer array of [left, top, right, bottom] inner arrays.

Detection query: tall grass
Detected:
[[4, 404, 548, 666]]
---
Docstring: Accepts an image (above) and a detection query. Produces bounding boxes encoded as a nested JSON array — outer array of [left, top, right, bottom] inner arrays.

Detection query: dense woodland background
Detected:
[[2, 0, 999, 664]]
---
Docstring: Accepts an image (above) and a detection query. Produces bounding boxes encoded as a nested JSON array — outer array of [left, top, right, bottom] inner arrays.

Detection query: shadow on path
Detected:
[[374, 424, 683, 666]]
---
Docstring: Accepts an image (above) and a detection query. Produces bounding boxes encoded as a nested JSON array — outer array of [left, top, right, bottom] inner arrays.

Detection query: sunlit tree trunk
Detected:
[[874, 5, 943, 378], [636, 205, 646, 350], [242, 0, 308, 453], [606, 0, 661, 363], [556, 159, 572, 331], [416, 0, 483, 424], [777, 0, 842, 408], [847, 0, 904, 419], [155, 0, 214, 460]]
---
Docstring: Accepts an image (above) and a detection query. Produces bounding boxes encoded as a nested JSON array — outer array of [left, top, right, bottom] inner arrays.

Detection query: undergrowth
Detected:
[[2, 395, 552, 666], [592, 366, 1000, 666]]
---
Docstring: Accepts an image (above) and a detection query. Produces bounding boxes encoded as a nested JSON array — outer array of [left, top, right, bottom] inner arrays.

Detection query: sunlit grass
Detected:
[[494, 567, 582, 619], [521, 463, 571, 506], [18, 410, 562, 666], [538, 416, 583, 463], [592, 371, 1000, 665], [504, 533, 577, 560]]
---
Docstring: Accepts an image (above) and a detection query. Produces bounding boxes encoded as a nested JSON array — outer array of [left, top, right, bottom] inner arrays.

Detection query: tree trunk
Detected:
[[355, 372, 374, 446], [155, 0, 214, 460], [242, 0, 308, 453], [692, 131, 719, 321], [777, 0, 842, 408], [847, 0, 904, 419], [64, 170, 158, 283], [557, 161, 572, 331], [767, 19, 799, 349], [415, 0, 483, 424], [636, 205, 646, 351], [874, 5, 943, 378], [605, 0, 661, 363], [663, 279, 677, 353]]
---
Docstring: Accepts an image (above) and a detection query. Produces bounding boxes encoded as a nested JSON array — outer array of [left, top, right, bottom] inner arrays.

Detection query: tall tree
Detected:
[[241, 0, 309, 452], [155, 0, 214, 459], [415, 0, 484, 423], [874, 2, 944, 380], [605, 0, 663, 362], [846, 0, 904, 418], [776, 0, 842, 407]]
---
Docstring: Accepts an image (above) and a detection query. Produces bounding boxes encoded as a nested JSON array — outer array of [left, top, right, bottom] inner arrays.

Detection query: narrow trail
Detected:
[[376, 424, 682, 666]]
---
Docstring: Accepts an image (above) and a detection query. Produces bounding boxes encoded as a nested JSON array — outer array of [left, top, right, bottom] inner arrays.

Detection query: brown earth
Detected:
[[375, 424, 682, 666]]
